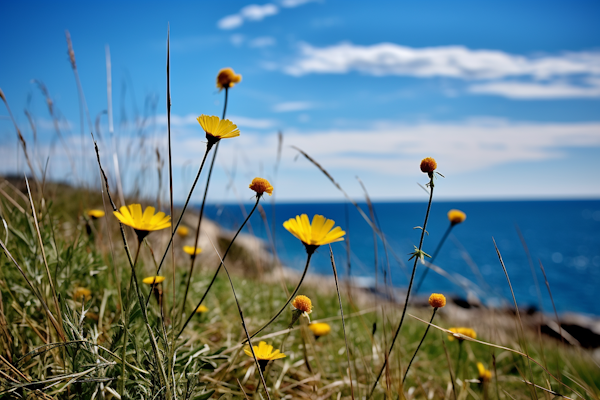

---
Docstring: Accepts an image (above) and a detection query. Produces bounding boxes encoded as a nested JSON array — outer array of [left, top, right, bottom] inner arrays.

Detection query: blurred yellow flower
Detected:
[[244, 341, 286, 361], [87, 209, 105, 219], [477, 362, 492, 381], [183, 246, 202, 256], [195, 304, 209, 313], [113, 205, 171, 236], [73, 287, 91, 301], [447, 209, 467, 225], [448, 327, 477, 342], [177, 226, 189, 237], [197, 115, 240, 145], [292, 295, 313, 314], [420, 157, 437, 174], [216, 67, 242, 90], [283, 214, 345, 253], [309, 322, 331, 337], [142, 276, 165, 285], [249, 177, 273, 196], [428, 293, 446, 308]]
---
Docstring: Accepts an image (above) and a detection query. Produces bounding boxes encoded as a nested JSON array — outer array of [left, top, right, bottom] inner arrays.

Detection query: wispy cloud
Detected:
[[172, 118, 600, 175], [469, 78, 600, 99], [279, 0, 320, 8], [285, 42, 600, 79], [272, 101, 314, 112], [283, 42, 600, 99], [249, 36, 277, 48], [217, 0, 318, 30], [218, 3, 279, 30]]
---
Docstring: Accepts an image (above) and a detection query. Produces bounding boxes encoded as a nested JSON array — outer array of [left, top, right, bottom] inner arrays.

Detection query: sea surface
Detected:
[[200, 200, 600, 316]]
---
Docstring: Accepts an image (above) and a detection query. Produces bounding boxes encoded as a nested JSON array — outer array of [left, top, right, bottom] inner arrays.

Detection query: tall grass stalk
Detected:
[[181, 86, 230, 317], [177, 194, 261, 339], [369, 171, 436, 398]]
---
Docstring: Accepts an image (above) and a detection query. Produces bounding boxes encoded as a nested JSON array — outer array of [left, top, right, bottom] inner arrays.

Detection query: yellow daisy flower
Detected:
[[87, 209, 105, 219], [195, 304, 209, 313], [142, 276, 165, 285], [477, 362, 492, 382], [244, 341, 286, 372], [177, 226, 189, 237], [428, 293, 446, 308], [197, 115, 240, 145], [309, 322, 331, 338], [249, 177, 273, 196], [283, 214, 345, 254], [448, 327, 477, 342], [183, 246, 202, 256], [113, 204, 171, 239], [73, 287, 92, 301], [292, 295, 313, 314], [420, 157, 437, 173], [216, 67, 242, 90], [447, 209, 467, 225], [244, 341, 286, 361]]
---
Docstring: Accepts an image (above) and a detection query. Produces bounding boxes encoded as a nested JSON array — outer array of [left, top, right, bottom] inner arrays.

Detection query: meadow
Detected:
[[0, 31, 599, 400]]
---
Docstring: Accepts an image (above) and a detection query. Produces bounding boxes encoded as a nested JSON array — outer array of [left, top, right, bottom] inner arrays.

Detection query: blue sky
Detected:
[[1, 0, 599, 202]]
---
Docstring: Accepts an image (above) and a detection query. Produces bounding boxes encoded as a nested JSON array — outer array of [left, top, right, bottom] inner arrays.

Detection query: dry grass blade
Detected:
[[0, 89, 40, 190], [0, 185, 26, 214], [205, 235, 272, 400], [328, 245, 355, 399], [406, 313, 588, 398], [0, 239, 63, 339], [292, 146, 378, 233], [492, 238, 538, 400], [23, 175, 64, 341]]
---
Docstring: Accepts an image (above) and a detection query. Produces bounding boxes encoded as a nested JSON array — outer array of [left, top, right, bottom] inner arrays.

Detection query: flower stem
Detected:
[[414, 223, 454, 295], [178, 86, 231, 319], [402, 307, 438, 383], [245, 252, 313, 342], [177, 196, 261, 340], [145, 142, 213, 307], [217, 248, 271, 400], [120, 239, 142, 395], [369, 175, 435, 398]]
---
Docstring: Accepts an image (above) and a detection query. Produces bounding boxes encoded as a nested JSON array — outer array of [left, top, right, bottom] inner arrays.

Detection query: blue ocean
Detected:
[[202, 200, 600, 316]]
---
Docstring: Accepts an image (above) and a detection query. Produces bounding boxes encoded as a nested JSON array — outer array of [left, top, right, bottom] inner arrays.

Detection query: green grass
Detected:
[[0, 180, 599, 399]]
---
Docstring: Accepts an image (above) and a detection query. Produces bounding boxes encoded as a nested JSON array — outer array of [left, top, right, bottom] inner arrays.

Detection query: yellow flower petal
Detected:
[[113, 204, 171, 233]]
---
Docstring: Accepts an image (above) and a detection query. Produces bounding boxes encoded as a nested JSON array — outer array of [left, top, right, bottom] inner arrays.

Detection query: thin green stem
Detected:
[[219, 257, 271, 400], [414, 223, 453, 295], [179, 86, 230, 318], [145, 142, 213, 307], [120, 239, 142, 395], [329, 246, 355, 399], [456, 340, 463, 381], [369, 174, 435, 399], [403, 308, 438, 383], [177, 196, 261, 340], [245, 251, 313, 342]]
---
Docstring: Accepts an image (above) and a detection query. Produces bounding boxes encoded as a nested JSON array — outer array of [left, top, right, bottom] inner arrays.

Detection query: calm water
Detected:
[[200, 200, 600, 316]]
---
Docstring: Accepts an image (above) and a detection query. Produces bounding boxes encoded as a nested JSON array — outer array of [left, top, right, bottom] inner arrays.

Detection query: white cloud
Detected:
[[285, 42, 600, 80], [218, 3, 278, 30], [283, 41, 600, 99], [241, 3, 278, 20], [171, 118, 600, 176], [249, 36, 277, 48], [279, 0, 319, 8], [272, 101, 314, 112], [218, 14, 244, 30], [469, 79, 600, 99]]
